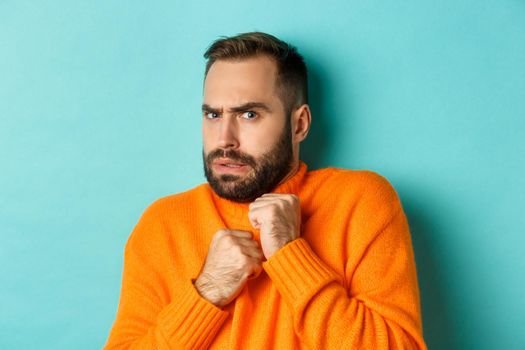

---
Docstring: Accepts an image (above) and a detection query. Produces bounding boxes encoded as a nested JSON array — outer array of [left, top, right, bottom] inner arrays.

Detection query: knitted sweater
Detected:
[[104, 162, 427, 349]]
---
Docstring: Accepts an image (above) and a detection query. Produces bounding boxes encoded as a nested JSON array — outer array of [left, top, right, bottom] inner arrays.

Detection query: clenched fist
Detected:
[[248, 194, 301, 259], [194, 229, 263, 308]]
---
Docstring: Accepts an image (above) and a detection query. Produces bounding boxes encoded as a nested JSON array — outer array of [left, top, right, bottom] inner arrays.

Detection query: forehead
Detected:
[[203, 56, 279, 107]]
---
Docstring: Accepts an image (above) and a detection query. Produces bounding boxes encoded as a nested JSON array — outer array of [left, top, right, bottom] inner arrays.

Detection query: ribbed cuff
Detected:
[[157, 280, 229, 349], [263, 238, 340, 311]]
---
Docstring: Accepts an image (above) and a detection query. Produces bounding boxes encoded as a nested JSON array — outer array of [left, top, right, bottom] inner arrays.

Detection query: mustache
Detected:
[[206, 149, 257, 168]]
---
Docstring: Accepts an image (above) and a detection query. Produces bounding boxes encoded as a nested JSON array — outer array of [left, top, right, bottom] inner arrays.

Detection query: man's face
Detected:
[[202, 55, 293, 202]]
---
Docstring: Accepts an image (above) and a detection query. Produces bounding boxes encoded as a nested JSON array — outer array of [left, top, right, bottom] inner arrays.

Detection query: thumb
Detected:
[[248, 209, 261, 229]]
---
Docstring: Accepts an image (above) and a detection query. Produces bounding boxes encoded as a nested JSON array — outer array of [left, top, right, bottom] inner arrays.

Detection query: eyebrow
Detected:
[[202, 102, 272, 114]]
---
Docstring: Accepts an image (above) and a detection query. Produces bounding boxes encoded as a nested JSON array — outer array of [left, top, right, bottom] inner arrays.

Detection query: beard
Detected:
[[203, 120, 293, 203]]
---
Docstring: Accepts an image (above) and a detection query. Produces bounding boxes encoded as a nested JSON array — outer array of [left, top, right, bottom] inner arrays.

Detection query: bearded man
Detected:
[[104, 32, 427, 350]]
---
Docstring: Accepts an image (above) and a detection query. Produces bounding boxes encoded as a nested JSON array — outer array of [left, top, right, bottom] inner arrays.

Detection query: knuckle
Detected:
[[216, 229, 228, 238], [232, 244, 243, 255], [222, 234, 235, 245], [239, 255, 250, 266]]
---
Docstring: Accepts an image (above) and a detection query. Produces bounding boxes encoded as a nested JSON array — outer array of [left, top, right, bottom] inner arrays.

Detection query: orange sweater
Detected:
[[104, 162, 427, 349]]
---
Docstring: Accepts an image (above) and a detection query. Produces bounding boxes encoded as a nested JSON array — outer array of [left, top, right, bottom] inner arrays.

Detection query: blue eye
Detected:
[[241, 111, 257, 120]]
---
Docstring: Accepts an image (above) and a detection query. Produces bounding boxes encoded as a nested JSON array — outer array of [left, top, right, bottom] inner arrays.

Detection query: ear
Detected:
[[291, 104, 311, 144]]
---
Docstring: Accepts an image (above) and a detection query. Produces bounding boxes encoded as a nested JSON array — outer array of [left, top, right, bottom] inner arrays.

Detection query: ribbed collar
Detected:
[[207, 161, 308, 233]]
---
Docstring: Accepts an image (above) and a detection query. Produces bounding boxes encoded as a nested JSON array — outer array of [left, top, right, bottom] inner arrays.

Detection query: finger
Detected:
[[247, 263, 263, 280], [251, 195, 294, 209], [247, 208, 262, 229], [235, 238, 260, 249], [249, 199, 276, 210], [241, 245, 264, 260], [248, 200, 286, 228], [260, 193, 299, 205], [252, 195, 283, 203], [214, 228, 252, 240], [227, 230, 253, 239], [261, 193, 283, 197], [245, 258, 263, 279]]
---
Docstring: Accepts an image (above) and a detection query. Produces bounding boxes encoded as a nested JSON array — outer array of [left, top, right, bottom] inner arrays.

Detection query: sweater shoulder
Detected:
[[125, 183, 210, 249], [140, 183, 209, 217], [307, 166, 398, 196], [304, 166, 403, 215]]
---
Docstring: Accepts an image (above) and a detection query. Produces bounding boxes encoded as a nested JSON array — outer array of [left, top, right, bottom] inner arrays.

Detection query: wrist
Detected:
[[193, 274, 225, 307], [266, 237, 296, 259]]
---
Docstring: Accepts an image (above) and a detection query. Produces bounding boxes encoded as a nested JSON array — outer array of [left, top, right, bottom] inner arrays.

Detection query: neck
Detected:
[[277, 160, 300, 186]]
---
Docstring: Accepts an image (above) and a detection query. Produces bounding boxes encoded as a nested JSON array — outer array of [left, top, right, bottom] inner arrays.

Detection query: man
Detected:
[[104, 32, 427, 349]]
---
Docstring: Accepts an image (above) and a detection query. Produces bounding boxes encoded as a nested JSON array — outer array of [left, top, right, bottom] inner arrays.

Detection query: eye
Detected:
[[241, 111, 257, 120], [204, 112, 219, 119]]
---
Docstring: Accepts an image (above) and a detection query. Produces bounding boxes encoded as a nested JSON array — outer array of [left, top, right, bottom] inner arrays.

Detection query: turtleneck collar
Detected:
[[207, 161, 308, 234]]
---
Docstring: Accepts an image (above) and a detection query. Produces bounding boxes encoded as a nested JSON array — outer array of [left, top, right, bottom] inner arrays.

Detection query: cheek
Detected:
[[243, 132, 267, 148], [202, 124, 215, 153], [240, 123, 282, 155]]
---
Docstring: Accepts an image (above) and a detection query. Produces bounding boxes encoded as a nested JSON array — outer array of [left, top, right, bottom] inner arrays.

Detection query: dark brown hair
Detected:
[[203, 32, 308, 115]]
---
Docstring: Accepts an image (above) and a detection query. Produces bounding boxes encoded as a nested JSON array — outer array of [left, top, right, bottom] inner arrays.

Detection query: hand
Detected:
[[194, 229, 263, 308], [248, 194, 301, 259]]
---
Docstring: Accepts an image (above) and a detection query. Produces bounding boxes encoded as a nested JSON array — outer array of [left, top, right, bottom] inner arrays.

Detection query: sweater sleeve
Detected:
[[262, 177, 427, 350], [103, 203, 229, 350]]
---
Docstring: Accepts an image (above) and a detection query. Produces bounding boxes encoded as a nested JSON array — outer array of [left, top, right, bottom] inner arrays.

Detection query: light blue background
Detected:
[[1, 1, 524, 349]]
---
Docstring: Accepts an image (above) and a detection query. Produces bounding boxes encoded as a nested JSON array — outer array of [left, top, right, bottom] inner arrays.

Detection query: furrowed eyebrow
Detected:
[[202, 104, 220, 113], [201, 102, 272, 114], [228, 102, 272, 113]]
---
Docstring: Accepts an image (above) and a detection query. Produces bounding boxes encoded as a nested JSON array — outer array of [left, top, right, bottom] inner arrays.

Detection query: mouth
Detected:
[[212, 158, 249, 174]]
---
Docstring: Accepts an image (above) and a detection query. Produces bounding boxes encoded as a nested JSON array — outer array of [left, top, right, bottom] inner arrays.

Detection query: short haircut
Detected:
[[203, 32, 308, 116]]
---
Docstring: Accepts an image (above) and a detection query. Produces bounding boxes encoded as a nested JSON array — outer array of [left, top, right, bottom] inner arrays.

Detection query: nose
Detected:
[[217, 116, 239, 149]]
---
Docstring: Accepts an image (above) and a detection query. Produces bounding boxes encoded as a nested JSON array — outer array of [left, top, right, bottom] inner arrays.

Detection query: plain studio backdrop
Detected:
[[1, 1, 524, 349]]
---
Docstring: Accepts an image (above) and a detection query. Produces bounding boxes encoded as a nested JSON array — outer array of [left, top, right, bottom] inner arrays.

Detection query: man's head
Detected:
[[201, 32, 311, 202]]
